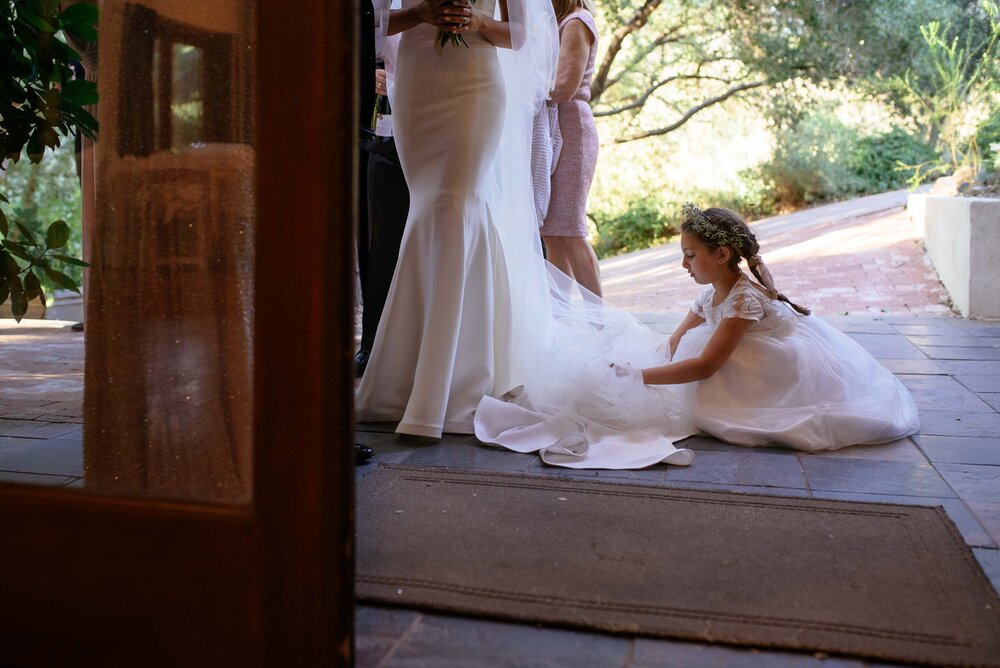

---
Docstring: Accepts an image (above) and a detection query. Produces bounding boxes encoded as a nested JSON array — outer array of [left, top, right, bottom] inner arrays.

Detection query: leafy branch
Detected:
[[606, 79, 766, 144], [1, 0, 97, 320], [0, 192, 86, 319]]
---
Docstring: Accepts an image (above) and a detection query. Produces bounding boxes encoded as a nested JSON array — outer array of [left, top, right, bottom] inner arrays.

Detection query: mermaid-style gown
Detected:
[[355, 1, 513, 438]]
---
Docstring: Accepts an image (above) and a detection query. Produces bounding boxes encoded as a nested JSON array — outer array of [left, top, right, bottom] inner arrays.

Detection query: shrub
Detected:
[[590, 197, 679, 258], [848, 126, 938, 191], [977, 111, 1000, 169], [755, 114, 868, 211]]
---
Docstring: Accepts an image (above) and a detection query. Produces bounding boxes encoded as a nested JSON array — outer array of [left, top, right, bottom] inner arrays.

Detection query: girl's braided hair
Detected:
[[681, 203, 810, 316]]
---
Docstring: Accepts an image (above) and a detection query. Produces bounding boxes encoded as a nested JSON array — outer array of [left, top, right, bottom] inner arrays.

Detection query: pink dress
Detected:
[[540, 10, 599, 238]]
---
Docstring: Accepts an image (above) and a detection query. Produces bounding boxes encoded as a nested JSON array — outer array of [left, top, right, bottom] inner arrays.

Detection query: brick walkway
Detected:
[[600, 191, 953, 318]]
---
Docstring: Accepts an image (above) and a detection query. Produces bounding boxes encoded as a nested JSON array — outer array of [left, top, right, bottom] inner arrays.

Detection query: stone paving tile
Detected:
[[917, 346, 1000, 361], [526, 461, 599, 478], [356, 431, 422, 456], [657, 479, 811, 497], [953, 375, 1000, 392], [662, 450, 807, 489], [810, 491, 995, 548], [0, 418, 80, 439], [0, 436, 82, 477], [968, 502, 1000, 546], [979, 393, 1000, 412], [913, 435, 1000, 466], [846, 334, 927, 359], [973, 548, 1000, 595], [401, 441, 536, 473], [48, 423, 83, 441], [376, 612, 631, 668], [812, 438, 927, 462], [876, 359, 945, 375], [356, 635, 397, 668], [357, 605, 422, 638], [630, 637, 867, 668], [897, 375, 995, 413], [0, 470, 76, 486], [905, 334, 1000, 348], [893, 322, 970, 337], [916, 410, 1000, 438], [958, 324, 1000, 337], [935, 359, 1000, 376], [826, 318, 898, 335], [357, 422, 400, 434], [356, 606, 421, 668], [678, 434, 796, 456], [799, 458, 955, 498], [935, 464, 1000, 503], [598, 466, 669, 486]]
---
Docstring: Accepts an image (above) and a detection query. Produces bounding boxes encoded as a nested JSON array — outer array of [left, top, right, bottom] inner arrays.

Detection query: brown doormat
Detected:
[[356, 465, 1000, 667]]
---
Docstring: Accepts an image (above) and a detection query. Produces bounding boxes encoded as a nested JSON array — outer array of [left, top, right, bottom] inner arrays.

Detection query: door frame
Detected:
[[0, 1, 357, 664]]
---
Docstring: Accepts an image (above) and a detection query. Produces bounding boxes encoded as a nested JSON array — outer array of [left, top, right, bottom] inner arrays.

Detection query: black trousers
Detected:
[[359, 138, 409, 354]]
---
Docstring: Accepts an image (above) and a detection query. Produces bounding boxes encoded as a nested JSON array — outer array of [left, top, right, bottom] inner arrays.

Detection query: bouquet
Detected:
[[436, 0, 476, 51]]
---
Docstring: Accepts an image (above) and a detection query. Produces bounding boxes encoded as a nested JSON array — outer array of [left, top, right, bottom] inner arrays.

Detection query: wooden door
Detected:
[[0, 1, 356, 664]]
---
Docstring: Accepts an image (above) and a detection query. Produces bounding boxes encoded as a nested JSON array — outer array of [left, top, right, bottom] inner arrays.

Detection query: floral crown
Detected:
[[681, 202, 749, 252]]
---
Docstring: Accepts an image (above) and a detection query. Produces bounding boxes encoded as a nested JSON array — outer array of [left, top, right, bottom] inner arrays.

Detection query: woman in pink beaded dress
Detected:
[[541, 0, 603, 296]]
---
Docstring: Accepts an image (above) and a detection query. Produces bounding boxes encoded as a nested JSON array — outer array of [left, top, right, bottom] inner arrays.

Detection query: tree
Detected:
[[888, 1, 1000, 177], [591, 0, 986, 144], [0, 0, 97, 320]]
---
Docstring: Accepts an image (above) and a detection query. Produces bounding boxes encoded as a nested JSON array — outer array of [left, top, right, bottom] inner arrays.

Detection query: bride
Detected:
[[357, 0, 695, 467], [355, 0, 561, 438]]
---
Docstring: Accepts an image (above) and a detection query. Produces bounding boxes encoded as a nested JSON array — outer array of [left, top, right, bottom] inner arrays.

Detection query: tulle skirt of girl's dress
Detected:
[[672, 315, 920, 451]]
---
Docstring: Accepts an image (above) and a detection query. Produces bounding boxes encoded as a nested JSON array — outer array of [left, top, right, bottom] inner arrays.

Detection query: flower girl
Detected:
[[635, 204, 919, 451], [475, 204, 919, 467]]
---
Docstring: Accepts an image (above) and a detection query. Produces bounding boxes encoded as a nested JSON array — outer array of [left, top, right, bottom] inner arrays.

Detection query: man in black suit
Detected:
[[355, 0, 409, 464], [356, 0, 409, 379]]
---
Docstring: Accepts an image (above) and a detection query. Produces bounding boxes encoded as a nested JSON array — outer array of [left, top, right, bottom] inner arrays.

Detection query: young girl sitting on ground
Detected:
[[475, 203, 920, 468], [634, 203, 920, 451]]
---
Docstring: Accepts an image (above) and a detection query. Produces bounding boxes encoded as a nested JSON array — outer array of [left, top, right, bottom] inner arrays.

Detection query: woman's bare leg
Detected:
[[542, 235, 603, 297]]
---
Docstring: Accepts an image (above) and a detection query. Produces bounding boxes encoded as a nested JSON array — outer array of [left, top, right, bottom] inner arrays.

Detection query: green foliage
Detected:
[[754, 113, 868, 210], [0, 0, 95, 320], [887, 2, 1000, 177], [976, 110, 1000, 163], [1, 138, 84, 293], [590, 197, 679, 258], [0, 0, 98, 163], [848, 127, 938, 192]]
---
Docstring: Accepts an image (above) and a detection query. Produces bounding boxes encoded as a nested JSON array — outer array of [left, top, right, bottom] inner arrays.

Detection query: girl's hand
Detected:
[[609, 362, 641, 382]]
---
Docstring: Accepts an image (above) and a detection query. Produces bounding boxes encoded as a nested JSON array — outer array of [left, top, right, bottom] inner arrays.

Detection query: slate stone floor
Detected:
[[353, 315, 1000, 668], [3, 316, 1000, 666]]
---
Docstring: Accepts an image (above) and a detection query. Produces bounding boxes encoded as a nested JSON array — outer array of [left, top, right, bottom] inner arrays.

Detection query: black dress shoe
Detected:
[[355, 443, 374, 465], [354, 350, 370, 378]]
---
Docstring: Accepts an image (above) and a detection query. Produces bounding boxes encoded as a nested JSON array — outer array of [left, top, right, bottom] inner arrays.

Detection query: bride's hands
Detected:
[[453, 1, 490, 34], [420, 0, 473, 33]]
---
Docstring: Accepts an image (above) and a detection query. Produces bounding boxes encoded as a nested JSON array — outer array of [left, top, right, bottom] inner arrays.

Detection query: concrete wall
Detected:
[[915, 195, 1000, 318]]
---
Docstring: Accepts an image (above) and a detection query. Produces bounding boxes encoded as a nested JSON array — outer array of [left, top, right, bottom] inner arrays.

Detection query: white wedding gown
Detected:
[[476, 274, 920, 464], [355, 1, 515, 438]]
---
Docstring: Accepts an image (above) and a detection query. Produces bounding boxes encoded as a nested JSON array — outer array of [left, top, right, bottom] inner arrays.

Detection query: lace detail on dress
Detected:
[[690, 286, 712, 319], [695, 274, 797, 338], [722, 288, 765, 322]]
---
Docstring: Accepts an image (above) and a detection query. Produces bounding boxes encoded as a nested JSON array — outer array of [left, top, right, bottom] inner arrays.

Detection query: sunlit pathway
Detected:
[[600, 190, 953, 318]]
